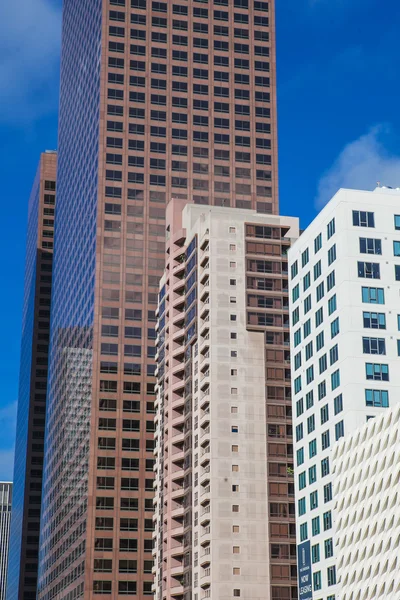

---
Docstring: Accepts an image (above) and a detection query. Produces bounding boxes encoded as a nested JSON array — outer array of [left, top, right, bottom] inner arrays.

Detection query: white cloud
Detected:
[[0, 0, 62, 124], [315, 126, 400, 207]]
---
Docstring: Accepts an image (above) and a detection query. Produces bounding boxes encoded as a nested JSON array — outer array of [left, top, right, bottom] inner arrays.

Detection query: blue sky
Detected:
[[1, 0, 400, 479]]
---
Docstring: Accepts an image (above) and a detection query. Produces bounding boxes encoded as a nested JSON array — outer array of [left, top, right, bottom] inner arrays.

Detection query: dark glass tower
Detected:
[[7, 152, 57, 600], [36, 0, 281, 598]]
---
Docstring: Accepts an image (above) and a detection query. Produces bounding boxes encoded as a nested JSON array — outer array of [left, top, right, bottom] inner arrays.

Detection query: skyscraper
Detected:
[[154, 200, 299, 600], [7, 152, 57, 600], [36, 1, 280, 598], [289, 187, 400, 599], [0, 483, 12, 600]]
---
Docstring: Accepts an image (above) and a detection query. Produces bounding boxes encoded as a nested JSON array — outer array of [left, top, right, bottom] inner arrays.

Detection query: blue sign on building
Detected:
[[298, 541, 313, 600]]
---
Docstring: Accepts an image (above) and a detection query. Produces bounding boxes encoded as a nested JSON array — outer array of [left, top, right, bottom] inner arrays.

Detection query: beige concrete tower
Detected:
[[154, 201, 299, 600]]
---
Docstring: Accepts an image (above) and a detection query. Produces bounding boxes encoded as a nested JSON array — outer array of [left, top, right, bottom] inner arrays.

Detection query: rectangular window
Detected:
[[319, 354, 327, 374], [331, 318, 339, 338], [327, 218, 335, 239], [363, 311, 386, 329], [321, 457, 330, 477], [324, 538, 333, 558], [314, 233, 322, 253], [296, 398, 304, 417], [294, 352, 302, 371], [297, 448, 304, 466], [358, 261, 380, 279], [324, 483, 332, 504], [302, 248, 309, 267], [362, 286, 384, 304], [304, 295, 312, 314], [303, 272, 311, 291], [294, 376, 302, 395], [303, 319, 311, 338], [312, 516, 320, 536], [316, 331, 324, 352], [328, 294, 337, 315], [300, 522, 308, 542], [309, 439, 317, 458], [353, 210, 375, 227], [365, 363, 389, 381], [298, 497, 306, 516], [335, 420, 344, 440], [292, 284, 300, 303], [306, 365, 314, 384], [316, 281, 324, 302], [323, 511, 332, 531], [292, 307, 299, 325], [311, 544, 320, 564], [395, 265, 400, 281], [331, 369, 340, 390], [327, 270, 335, 291], [313, 260, 322, 281], [309, 465, 317, 484], [329, 344, 339, 365], [321, 430, 330, 450], [307, 414, 315, 434], [320, 404, 329, 425], [363, 336, 386, 355], [291, 261, 298, 279], [310, 490, 318, 510], [313, 571, 322, 591], [327, 566, 336, 587], [299, 471, 306, 490], [315, 307, 323, 328], [296, 423, 304, 442], [294, 329, 301, 347], [306, 391, 314, 410], [365, 389, 389, 407], [305, 341, 313, 361], [334, 393, 343, 415], [395, 215, 400, 230], [360, 237, 382, 255]]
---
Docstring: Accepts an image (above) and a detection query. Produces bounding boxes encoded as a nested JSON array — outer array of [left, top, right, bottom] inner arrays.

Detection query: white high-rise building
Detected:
[[333, 403, 400, 600], [0, 482, 12, 600], [289, 187, 400, 600]]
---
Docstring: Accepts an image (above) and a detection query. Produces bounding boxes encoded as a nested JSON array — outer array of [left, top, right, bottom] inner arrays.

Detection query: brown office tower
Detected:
[[34, 1, 280, 599], [7, 152, 57, 600], [153, 200, 299, 600]]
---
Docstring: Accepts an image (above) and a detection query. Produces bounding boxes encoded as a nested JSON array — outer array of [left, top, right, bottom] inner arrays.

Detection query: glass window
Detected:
[[324, 483, 332, 504], [291, 261, 298, 279], [327, 566, 336, 587], [320, 404, 329, 425], [306, 391, 314, 410], [304, 295, 312, 314], [365, 363, 389, 381], [327, 270, 335, 291], [395, 265, 400, 281], [313, 260, 322, 281], [362, 337, 386, 355], [319, 354, 327, 374], [313, 571, 321, 591], [303, 319, 311, 338], [321, 457, 330, 477], [307, 414, 315, 434], [299, 471, 306, 490], [363, 311, 386, 329], [324, 538, 333, 558], [316, 331, 324, 351], [298, 497, 306, 516], [296, 398, 304, 417], [321, 430, 330, 450], [327, 244, 336, 265], [314, 233, 322, 253], [311, 543, 320, 564], [359, 237, 382, 254], [316, 281, 325, 302], [331, 369, 340, 390], [309, 465, 317, 484], [331, 318, 339, 338], [306, 365, 314, 384], [292, 284, 299, 302], [303, 272, 311, 291], [358, 261, 380, 279], [296, 424, 304, 442], [329, 344, 339, 365], [309, 439, 317, 458], [394, 215, 400, 230], [335, 420, 344, 440], [305, 341, 313, 361], [315, 307, 323, 327], [312, 516, 320, 536], [365, 389, 389, 407], [294, 376, 302, 395], [361, 286, 384, 304], [353, 210, 375, 227], [328, 294, 337, 315], [334, 393, 343, 415], [300, 522, 308, 541], [297, 448, 304, 466], [327, 218, 335, 239], [310, 490, 318, 510]]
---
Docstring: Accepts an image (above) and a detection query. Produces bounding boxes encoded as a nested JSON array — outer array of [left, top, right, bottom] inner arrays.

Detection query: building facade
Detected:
[[154, 201, 299, 600], [7, 152, 57, 600], [36, 1, 280, 598], [333, 403, 400, 600], [289, 187, 400, 600], [0, 483, 12, 600]]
